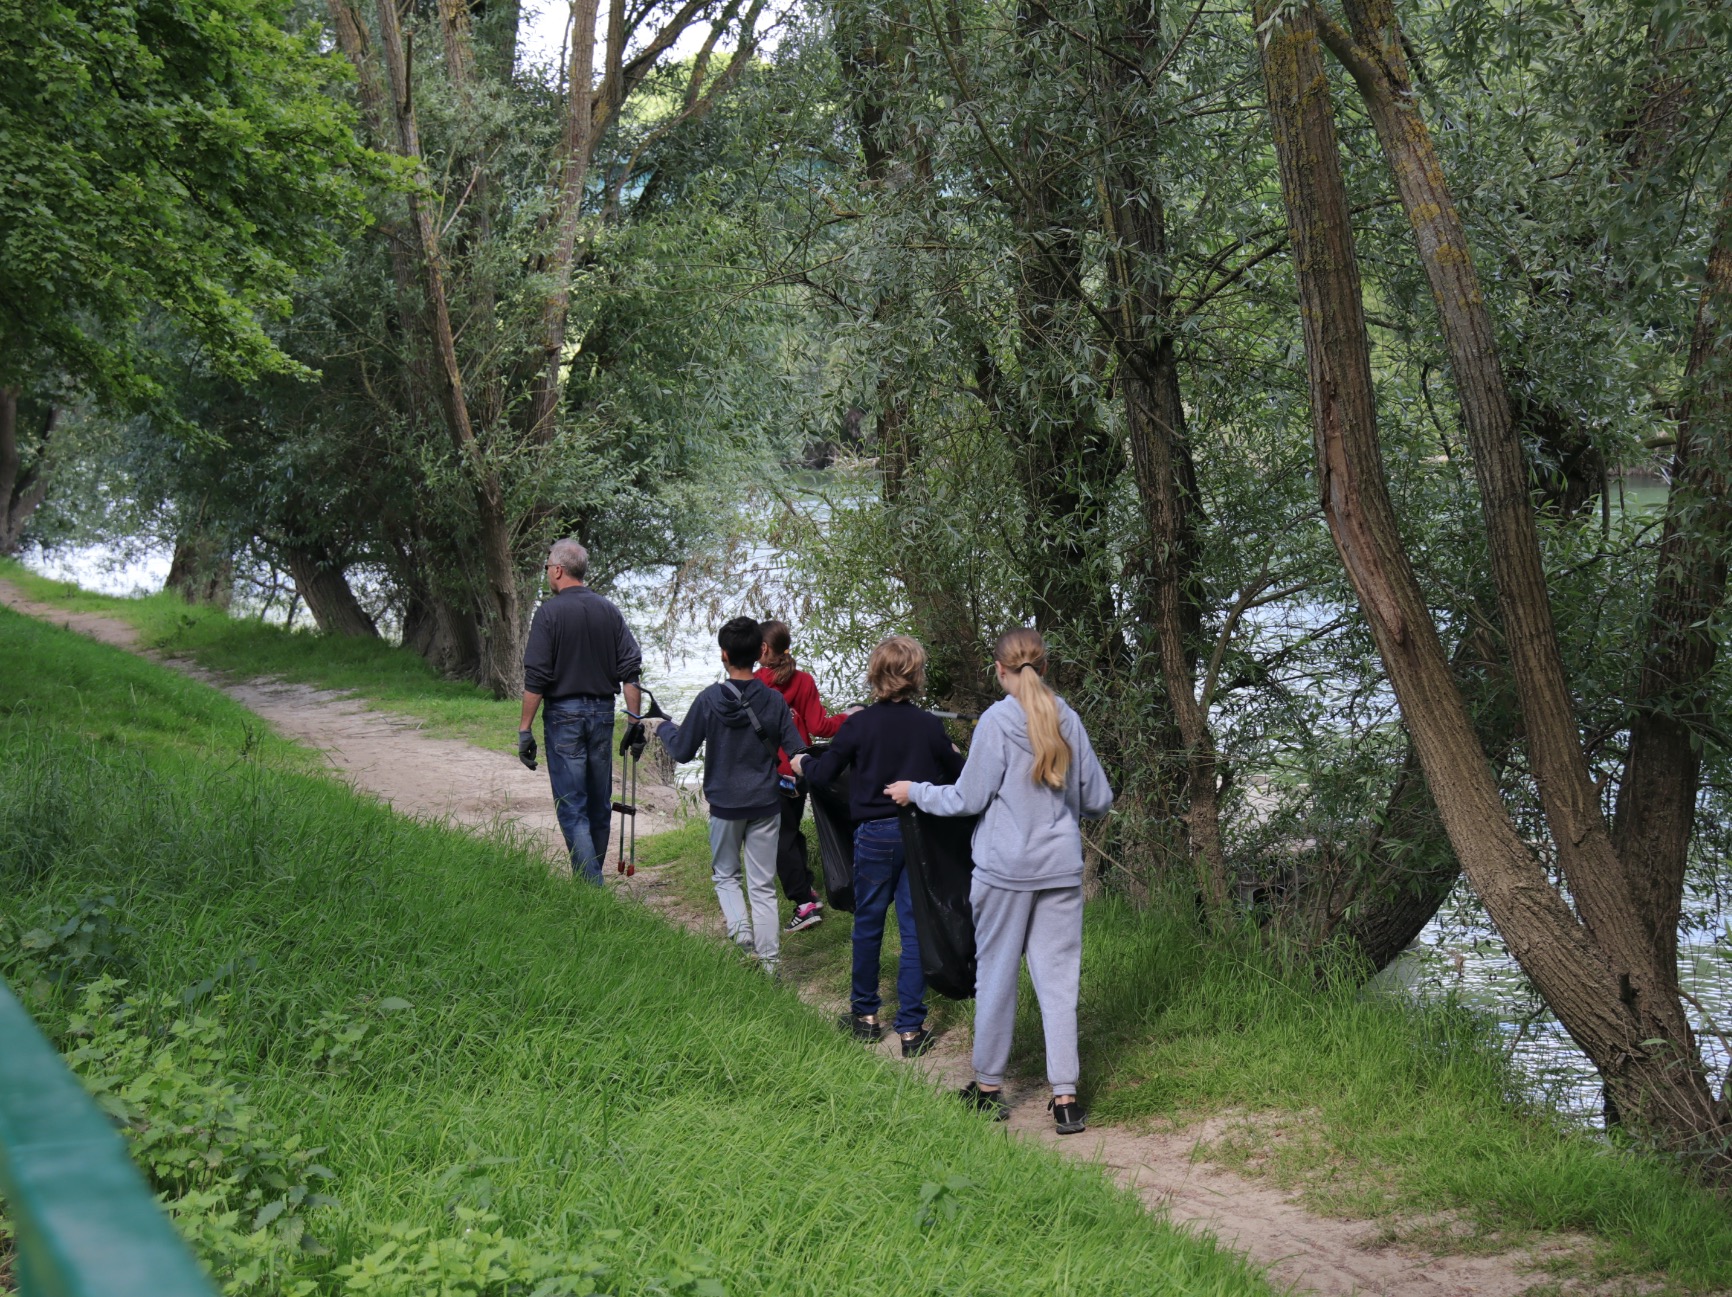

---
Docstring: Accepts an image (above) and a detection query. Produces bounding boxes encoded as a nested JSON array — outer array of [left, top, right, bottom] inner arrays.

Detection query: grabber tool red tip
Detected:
[[612, 718, 641, 879]]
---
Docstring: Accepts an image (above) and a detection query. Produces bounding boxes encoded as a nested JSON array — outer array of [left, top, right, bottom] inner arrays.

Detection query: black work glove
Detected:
[[517, 729, 538, 771], [620, 721, 647, 761]]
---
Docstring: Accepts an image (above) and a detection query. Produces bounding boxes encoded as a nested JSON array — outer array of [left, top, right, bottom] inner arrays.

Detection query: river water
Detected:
[[18, 534, 1730, 1127]]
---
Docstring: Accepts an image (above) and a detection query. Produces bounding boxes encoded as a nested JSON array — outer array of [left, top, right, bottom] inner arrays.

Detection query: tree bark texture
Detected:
[[1612, 181, 1732, 989], [0, 390, 54, 555], [1317, 0, 1645, 955], [283, 543, 379, 638], [368, 0, 523, 696], [1259, 0, 1727, 1158], [166, 509, 235, 610], [996, 1, 1123, 674], [1090, 0, 1225, 911]]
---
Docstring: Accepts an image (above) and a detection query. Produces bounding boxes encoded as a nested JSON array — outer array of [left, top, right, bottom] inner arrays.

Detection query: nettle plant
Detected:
[[63, 976, 339, 1294]]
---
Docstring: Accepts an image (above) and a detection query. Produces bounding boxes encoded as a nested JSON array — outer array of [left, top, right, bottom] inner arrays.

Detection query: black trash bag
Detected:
[[898, 805, 979, 1000], [806, 765, 856, 913]]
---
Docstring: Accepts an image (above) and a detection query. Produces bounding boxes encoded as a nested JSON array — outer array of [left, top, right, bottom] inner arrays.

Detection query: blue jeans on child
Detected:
[[544, 696, 614, 885], [850, 815, 927, 1033]]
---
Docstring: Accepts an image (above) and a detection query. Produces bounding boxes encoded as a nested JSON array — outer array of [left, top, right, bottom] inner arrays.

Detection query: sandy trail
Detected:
[[2, 580, 1584, 1296]]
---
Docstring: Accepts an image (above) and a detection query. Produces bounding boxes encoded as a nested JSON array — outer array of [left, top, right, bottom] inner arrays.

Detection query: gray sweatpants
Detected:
[[970, 879, 1083, 1095], [709, 814, 781, 969]]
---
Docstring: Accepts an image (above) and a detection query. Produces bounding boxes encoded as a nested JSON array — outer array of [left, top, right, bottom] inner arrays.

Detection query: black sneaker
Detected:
[[1048, 1096, 1085, 1134], [899, 1027, 935, 1058], [839, 1012, 882, 1042], [785, 901, 823, 932], [958, 1082, 1010, 1121]]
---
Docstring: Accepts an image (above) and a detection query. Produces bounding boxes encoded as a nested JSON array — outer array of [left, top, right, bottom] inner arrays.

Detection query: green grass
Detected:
[[641, 823, 973, 1041], [0, 557, 518, 750], [643, 812, 1732, 1289], [1061, 902, 1732, 1288], [0, 605, 1269, 1297]]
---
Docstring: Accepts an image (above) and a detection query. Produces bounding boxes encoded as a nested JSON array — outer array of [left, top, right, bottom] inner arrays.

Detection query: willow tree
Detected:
[[1257, 0, 1731, 1161], [325, 0, 768, 693]]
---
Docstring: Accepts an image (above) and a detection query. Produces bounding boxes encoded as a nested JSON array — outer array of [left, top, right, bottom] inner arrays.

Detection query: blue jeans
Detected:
[[544, 697, 614, 885], [850, 816, 926, 1033]]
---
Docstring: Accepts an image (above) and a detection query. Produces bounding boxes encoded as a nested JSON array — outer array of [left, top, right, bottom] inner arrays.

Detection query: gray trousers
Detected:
[[709, 814, 781, 968], [970, 879, 1083, 1095]]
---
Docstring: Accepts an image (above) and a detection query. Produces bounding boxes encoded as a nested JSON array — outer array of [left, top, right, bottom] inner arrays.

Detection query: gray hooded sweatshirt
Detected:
[[907, 694, 1112, 890]]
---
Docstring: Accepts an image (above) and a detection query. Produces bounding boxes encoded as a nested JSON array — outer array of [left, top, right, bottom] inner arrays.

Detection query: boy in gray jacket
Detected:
[[653, 616, 807, 973], [888, 628, 1111, 1133]]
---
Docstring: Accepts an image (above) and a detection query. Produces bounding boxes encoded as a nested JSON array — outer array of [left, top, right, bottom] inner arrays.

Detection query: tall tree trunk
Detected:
[[1091, 0, 1225, 913], [366, 0, 523, 696], [165, 503, 234, 609], [282, 543, 379, 638], [0, 390, 54, 555], [1322, 0, 1729, 1129], [1258, 0, 1727, 1159], [1317, 1, 1637, 943], [1612, 181, 1732, 991], [524, 0, 751, 441], [325, 0, 422, 352], [525, 0, 601, 442]]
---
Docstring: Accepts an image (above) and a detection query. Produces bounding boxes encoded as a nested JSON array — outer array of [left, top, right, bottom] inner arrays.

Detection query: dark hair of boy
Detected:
[[719, 616, 763, 669]]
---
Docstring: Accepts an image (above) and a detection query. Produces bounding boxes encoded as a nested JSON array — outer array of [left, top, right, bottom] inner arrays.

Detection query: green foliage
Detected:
[[0, 0, 377, 406], [333, 1212, 612, 1296], [63, 978, 339, 1272], [2, 895, 135, 996]]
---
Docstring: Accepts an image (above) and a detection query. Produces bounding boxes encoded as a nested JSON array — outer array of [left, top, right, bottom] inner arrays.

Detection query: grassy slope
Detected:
[[0, 557, 518, 750], [0, 606, 1268, 1297], [648, 832, 1732, 1289]]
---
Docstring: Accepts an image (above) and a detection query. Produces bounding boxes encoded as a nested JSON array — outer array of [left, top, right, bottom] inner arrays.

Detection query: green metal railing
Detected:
[[0, 981, 216, 1297]]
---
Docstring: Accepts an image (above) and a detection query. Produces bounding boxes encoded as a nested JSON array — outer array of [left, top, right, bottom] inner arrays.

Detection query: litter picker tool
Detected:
[[613, 687, 668, 877]]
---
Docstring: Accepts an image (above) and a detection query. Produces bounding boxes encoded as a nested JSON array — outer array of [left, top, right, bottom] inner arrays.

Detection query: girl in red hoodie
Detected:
[[756, 620, 852, 930]]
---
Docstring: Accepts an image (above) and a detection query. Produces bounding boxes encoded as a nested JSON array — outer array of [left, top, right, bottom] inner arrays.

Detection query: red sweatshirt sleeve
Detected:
[[794, 672, 847, 740]]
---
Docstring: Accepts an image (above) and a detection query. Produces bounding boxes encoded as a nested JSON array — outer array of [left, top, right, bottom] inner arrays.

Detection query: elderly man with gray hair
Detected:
[[518, 539, 645, 885]]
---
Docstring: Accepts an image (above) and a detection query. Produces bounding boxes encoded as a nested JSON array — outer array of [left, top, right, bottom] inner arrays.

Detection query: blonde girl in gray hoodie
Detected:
[[886, 628, 1112, 1134]]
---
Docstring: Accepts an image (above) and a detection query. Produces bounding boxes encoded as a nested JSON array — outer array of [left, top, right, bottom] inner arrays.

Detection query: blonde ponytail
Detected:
[[995, 629, 1070, 790]]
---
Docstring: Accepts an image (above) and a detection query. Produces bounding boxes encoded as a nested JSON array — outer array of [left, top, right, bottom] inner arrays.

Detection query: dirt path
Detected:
[[2, 580, 1582, 1296], [0, 581, 694, 856]]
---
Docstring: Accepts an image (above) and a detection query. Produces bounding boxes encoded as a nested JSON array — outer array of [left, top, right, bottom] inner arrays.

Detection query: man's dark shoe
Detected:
[[839, 1012, 882, 1042], [899, 1028, 935, 1059], [958, 1082, 1010, 1121], [517, 730, 538, 770], [1048, 1097, 1085, 1135]]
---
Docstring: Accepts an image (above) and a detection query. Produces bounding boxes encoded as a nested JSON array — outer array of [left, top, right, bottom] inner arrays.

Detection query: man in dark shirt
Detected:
[[518, 538, 644, 885]]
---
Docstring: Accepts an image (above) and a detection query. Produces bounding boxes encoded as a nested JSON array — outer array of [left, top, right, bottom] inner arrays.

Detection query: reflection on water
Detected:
[[23, 542, 170, 597], [1379, 885, 1731, 1126]]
